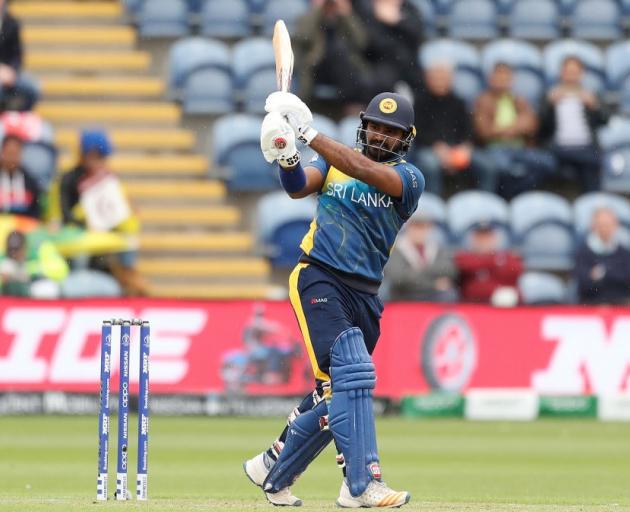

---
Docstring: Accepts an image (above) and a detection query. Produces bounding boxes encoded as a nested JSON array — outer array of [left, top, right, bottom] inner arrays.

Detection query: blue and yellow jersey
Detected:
[[301, 154, 425, 284]]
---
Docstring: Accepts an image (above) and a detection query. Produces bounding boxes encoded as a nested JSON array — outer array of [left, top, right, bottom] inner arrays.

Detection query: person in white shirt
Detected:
[[539, 56, 608, 192]]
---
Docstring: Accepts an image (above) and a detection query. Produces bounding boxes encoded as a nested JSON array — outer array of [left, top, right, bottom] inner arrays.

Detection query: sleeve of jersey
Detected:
[[305, 153, 329, 179], [393, 163, 425, 220]]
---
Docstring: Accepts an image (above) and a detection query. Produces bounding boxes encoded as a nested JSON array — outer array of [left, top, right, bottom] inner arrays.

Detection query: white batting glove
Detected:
[[265, 91, 318, 145], [260, 111, 301, 167]]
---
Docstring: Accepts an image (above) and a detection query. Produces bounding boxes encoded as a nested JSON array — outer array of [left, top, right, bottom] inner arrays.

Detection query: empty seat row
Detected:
[[413, 0, 630, 42], [129, 0, 307, 39]]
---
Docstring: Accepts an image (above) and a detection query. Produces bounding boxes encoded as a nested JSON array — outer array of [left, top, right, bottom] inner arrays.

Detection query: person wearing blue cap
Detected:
[[59, 129, 147, 296]]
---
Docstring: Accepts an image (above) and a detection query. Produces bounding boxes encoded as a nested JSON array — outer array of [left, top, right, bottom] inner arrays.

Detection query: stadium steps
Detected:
[[22, 26, 136, 47], [138, 258, 270, 278], [59, 154, 207, 176], [139, 233, 255, 253], [41, 77, 164, 98], [125, 180, 226, 202], [36, 102, 180, 125], [55, 128, 196, 152], [137, 206, 240, 228], [25, 51, 151, 72], [148, 283, 283, 300], [9, 2, 124, 20], [13, 0, 277, 299]]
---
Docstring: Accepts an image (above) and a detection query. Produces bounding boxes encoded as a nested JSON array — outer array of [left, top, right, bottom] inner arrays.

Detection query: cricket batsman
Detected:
[[244, 90, 424, 508]]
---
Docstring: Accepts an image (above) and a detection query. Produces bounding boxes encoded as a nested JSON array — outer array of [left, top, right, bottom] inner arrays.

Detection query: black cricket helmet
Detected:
[[356, 92, 416, 161]]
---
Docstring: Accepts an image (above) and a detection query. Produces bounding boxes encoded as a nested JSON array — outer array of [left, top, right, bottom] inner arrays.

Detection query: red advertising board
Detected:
[[0, 299, 629, 398]]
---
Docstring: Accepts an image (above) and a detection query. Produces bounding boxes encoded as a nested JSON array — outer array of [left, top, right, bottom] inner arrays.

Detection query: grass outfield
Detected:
[[0, 416, 629, 512]]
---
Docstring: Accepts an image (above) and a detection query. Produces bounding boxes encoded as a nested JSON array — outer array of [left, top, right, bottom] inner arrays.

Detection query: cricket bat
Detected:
[[273, 19, 294, 93]]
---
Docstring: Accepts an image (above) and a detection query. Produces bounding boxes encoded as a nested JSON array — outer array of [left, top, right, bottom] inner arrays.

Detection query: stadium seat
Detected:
[[137, 0, 189, 38], [606, 41, 630, 91], [241, 68, 276, 114], [122, 0, 144, 15], [481, 39, 545, 106], [247, 0, 268, 15], [419, 39, 483, 105], [573, 192, 630, 238], [232, 38, 276, 111], [416, 192, 449, 243], [339, 116, 359, 148], [61, 269, 122, 298], [261, 0, 308, 36], [555, 0, 579, 15], [213, 114, 277, 191], [620, 0, 630, 14], [447, 191, 510, 247], [511, 192, 574, 270], [448, 0, 498, 41], [21, 141, 57, 191], [300, 114, 338, 164], [569, 0, 621, 41], [200, 0, 252, 38], [408, 0, 437, 38], [182, 68, 234, 115], [519, 272, 568, 304], [168, 37, 231, 92], [602, 148, 630, 194], [620, 78, 630, 115], [432, 0, 455, 15], [507, 0, 560, 41], [256, 191, 317, 268], [598, 117, 630, 151], [232, 38, 275, 89], [543, 40, 605, 93]]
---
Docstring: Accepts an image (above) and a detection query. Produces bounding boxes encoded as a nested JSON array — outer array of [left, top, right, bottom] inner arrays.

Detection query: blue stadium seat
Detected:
[[544, 39, 606, 93], [606, 41, 630, 91], [494, 0, 517, 15], [261, 0, 308, 36], [555, 0, 579, 15], [432, 0, 456, 15], [213, 114, 277, 191], [598, 117, 630, 151], [256, 191, 317, 268], [138, 0, 190, 38], [339, 116, 359, 148], [416, 192, 449, 243], [241, 68, 276, 114], [481, 39, 545, 107], [447, 191, 510, 247], [408, 0, 437, 38], [62, 270, 122, 298], [300, 115, 338, 164], [182, 68, 234, 115], [448, 0, 498, 41], [21, 142, 58, 191], [569, 0, 621, 41], [200, 0, 252, 38], [168, 37, 231, 92], [420, 39, 483, 104], [519, 272, 568, 304], [573, 192, 630, 238], [122, 0, 144, 15], [232, 38, 275, 89], [602, 147, 630, 194], [247, 0, 268, 14], [186, 0, 204, 14], [620, 78, 630, 115], [620, 0, 630, 14], [511, 192, 574, 270], [507, 0, 560, 41]]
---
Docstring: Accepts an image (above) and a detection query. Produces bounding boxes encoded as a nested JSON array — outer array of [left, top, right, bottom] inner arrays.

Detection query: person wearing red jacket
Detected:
[[455, 221, 523, 304]]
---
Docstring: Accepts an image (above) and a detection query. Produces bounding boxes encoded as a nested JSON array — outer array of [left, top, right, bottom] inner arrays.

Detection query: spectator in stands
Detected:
[[60, 129, 148, 296], [413, 61, 492, 196], [575, 207, 630, 305], [294, 0, 371, 118], [384, 209, 458, 301], [474, 62, 554, 199], [0, 230, 29, 296], [354, 0, 424, 93], [0, 0, 29, 111], [455, 221, 523, 305], [0, 133, 41, 218], [539, 56, 608, 193]]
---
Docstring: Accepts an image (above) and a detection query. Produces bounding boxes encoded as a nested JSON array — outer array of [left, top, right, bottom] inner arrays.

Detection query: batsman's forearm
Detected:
[[309, 134, 402, 197]]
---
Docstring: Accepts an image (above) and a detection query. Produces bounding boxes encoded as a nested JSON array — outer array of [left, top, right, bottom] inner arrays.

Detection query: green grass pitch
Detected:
[[0, 415, 629, 511]]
